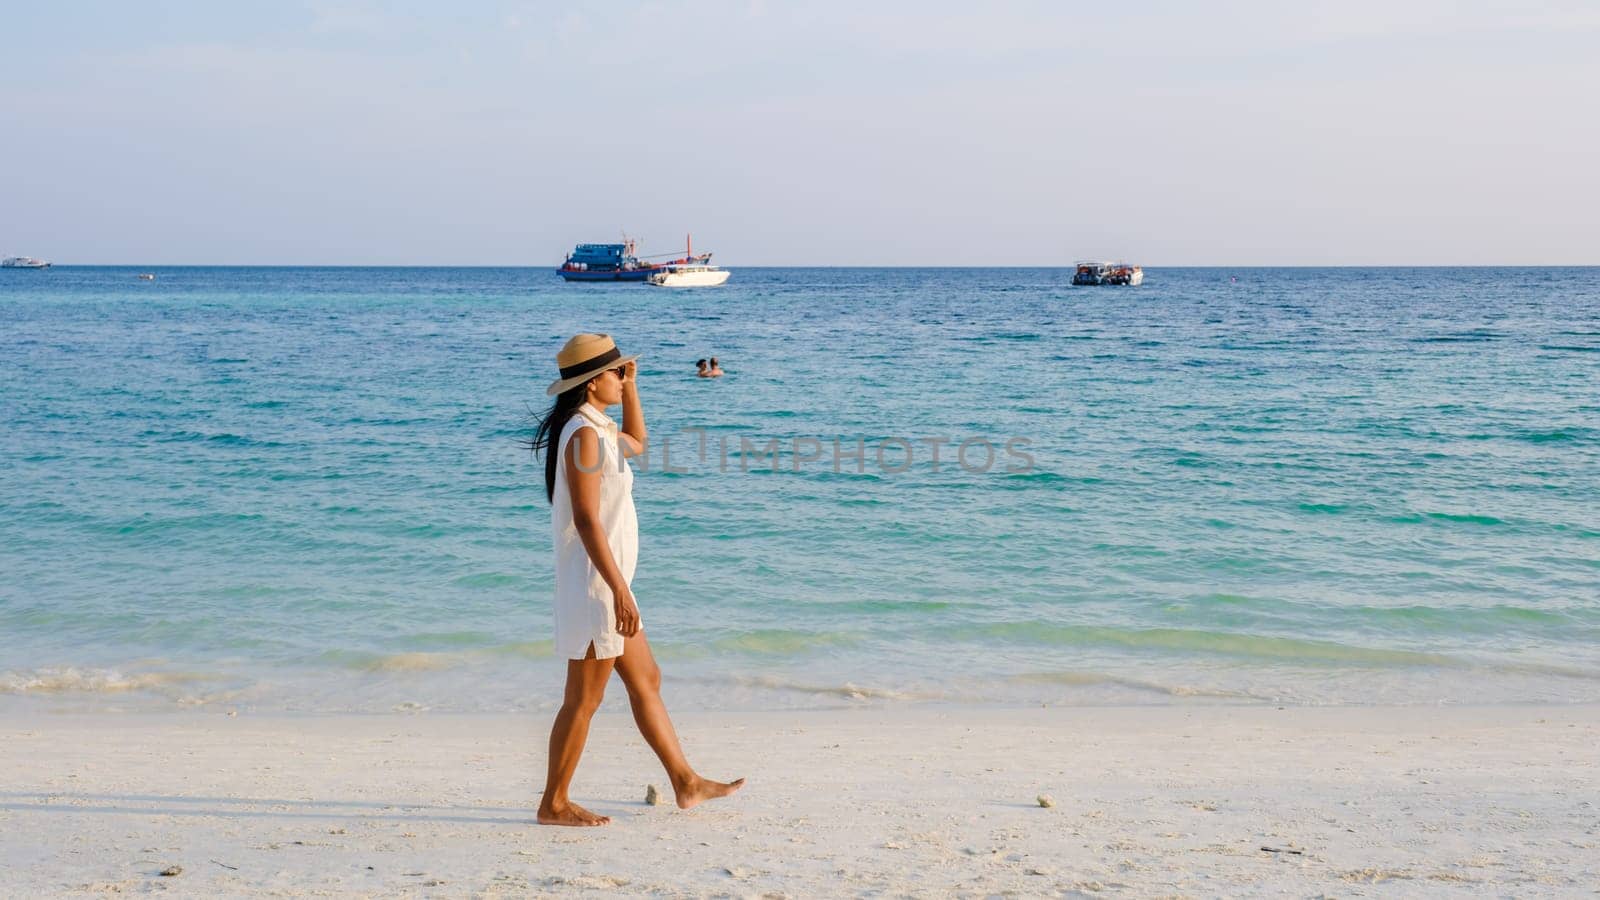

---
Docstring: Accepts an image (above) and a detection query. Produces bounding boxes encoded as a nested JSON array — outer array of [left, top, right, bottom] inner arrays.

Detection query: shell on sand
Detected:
[[645, 784, 662, 806]]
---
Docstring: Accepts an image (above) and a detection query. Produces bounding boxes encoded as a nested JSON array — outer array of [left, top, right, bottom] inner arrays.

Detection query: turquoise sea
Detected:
[[2, 266, 1597, 713]]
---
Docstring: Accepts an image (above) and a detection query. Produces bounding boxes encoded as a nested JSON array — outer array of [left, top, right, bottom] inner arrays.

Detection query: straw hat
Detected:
[[545, 333, 640, 396]]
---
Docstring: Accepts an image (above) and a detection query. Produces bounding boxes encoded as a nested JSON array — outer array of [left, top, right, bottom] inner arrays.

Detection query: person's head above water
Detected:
[[696, 359, 707, 370]]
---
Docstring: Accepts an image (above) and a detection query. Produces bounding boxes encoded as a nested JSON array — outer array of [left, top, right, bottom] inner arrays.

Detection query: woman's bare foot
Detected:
[[674, 776, 746, 810], [537, 801, 611, 826]]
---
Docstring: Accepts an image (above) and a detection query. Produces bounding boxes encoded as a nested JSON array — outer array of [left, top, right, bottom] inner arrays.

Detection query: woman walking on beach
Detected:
[[530, 333, 744, 826]]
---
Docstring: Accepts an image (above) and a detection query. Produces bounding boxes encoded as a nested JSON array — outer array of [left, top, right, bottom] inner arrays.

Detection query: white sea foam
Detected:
[[717, 673, 944, 702], [1009, 670, 1281, 702], [0, 667, 206, 695]]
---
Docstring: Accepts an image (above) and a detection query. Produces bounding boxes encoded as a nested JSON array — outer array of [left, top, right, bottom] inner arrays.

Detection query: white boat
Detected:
[[1, 256, 51, 268], [644, 234, 730, 287], [647, 263, 730, 287]]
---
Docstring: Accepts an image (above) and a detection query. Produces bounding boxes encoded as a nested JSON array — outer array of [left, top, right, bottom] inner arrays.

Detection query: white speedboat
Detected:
[[647, 262, 730, 287], [644, 233, 730, 287], [2, 256, 51, 268]]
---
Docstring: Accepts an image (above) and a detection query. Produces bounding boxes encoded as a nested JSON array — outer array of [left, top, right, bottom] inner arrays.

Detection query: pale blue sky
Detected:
[[4, 1, 1598, 265]]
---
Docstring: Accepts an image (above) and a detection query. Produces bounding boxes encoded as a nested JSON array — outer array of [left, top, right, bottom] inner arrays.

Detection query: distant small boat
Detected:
[[645, 234, 729, 287], [2, 256, 51, 269], [137, 273, 156, 281], [1073, 261, 1143, 286]]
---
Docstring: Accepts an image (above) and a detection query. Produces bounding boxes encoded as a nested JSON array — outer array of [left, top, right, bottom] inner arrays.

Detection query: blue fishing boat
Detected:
[[556, 237, 657, 282]]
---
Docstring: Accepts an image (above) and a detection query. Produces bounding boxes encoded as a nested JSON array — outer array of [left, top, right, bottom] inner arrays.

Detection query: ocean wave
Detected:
[[1477, 659, 1600, 681], [326, 640, 557, 672], [1410, 331, 1508, 344], [1511, 428, 1595, 443], [1456, 427, 1597, 444], [705, 673, 939, 702], [813, 598, 978, 615], [451, 572, 535, 590], [96, 512, 269, 536], [1000, 471, 1068, 485], [1298, 501, 1355, 515], [709, 629, 862, 655], [145, 429, 288, 448], [358, 652, 458, 673], [0, 667, 209, 695], [1009, 670, 1276, 701], [1423, 511, 1505, 526], [948, 623, 1459, 667], [1175, 594, 1598, 636]]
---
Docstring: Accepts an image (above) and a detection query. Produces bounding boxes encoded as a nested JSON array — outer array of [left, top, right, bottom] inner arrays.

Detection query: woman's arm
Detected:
[[617, 360, 647, 458], [565, 427, 641, 637]]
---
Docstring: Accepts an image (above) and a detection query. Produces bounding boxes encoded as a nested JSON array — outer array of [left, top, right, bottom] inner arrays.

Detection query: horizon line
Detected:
[[11, 263, 1600, 269]]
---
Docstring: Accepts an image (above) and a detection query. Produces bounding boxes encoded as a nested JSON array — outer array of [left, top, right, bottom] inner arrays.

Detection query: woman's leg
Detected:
[[538, 645, 616, 826], [612, 630, 745, 810]]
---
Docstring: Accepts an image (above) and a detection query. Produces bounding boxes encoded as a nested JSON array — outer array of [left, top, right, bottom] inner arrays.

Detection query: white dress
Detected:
[[551, 404, 640, 660]]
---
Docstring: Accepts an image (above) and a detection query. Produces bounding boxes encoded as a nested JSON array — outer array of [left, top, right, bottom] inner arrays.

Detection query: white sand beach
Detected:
[[3, 704, 1596, 897]]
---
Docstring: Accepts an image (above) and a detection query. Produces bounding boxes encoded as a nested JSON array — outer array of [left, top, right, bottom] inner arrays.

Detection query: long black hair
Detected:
[[528, 384, 590, 503]]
